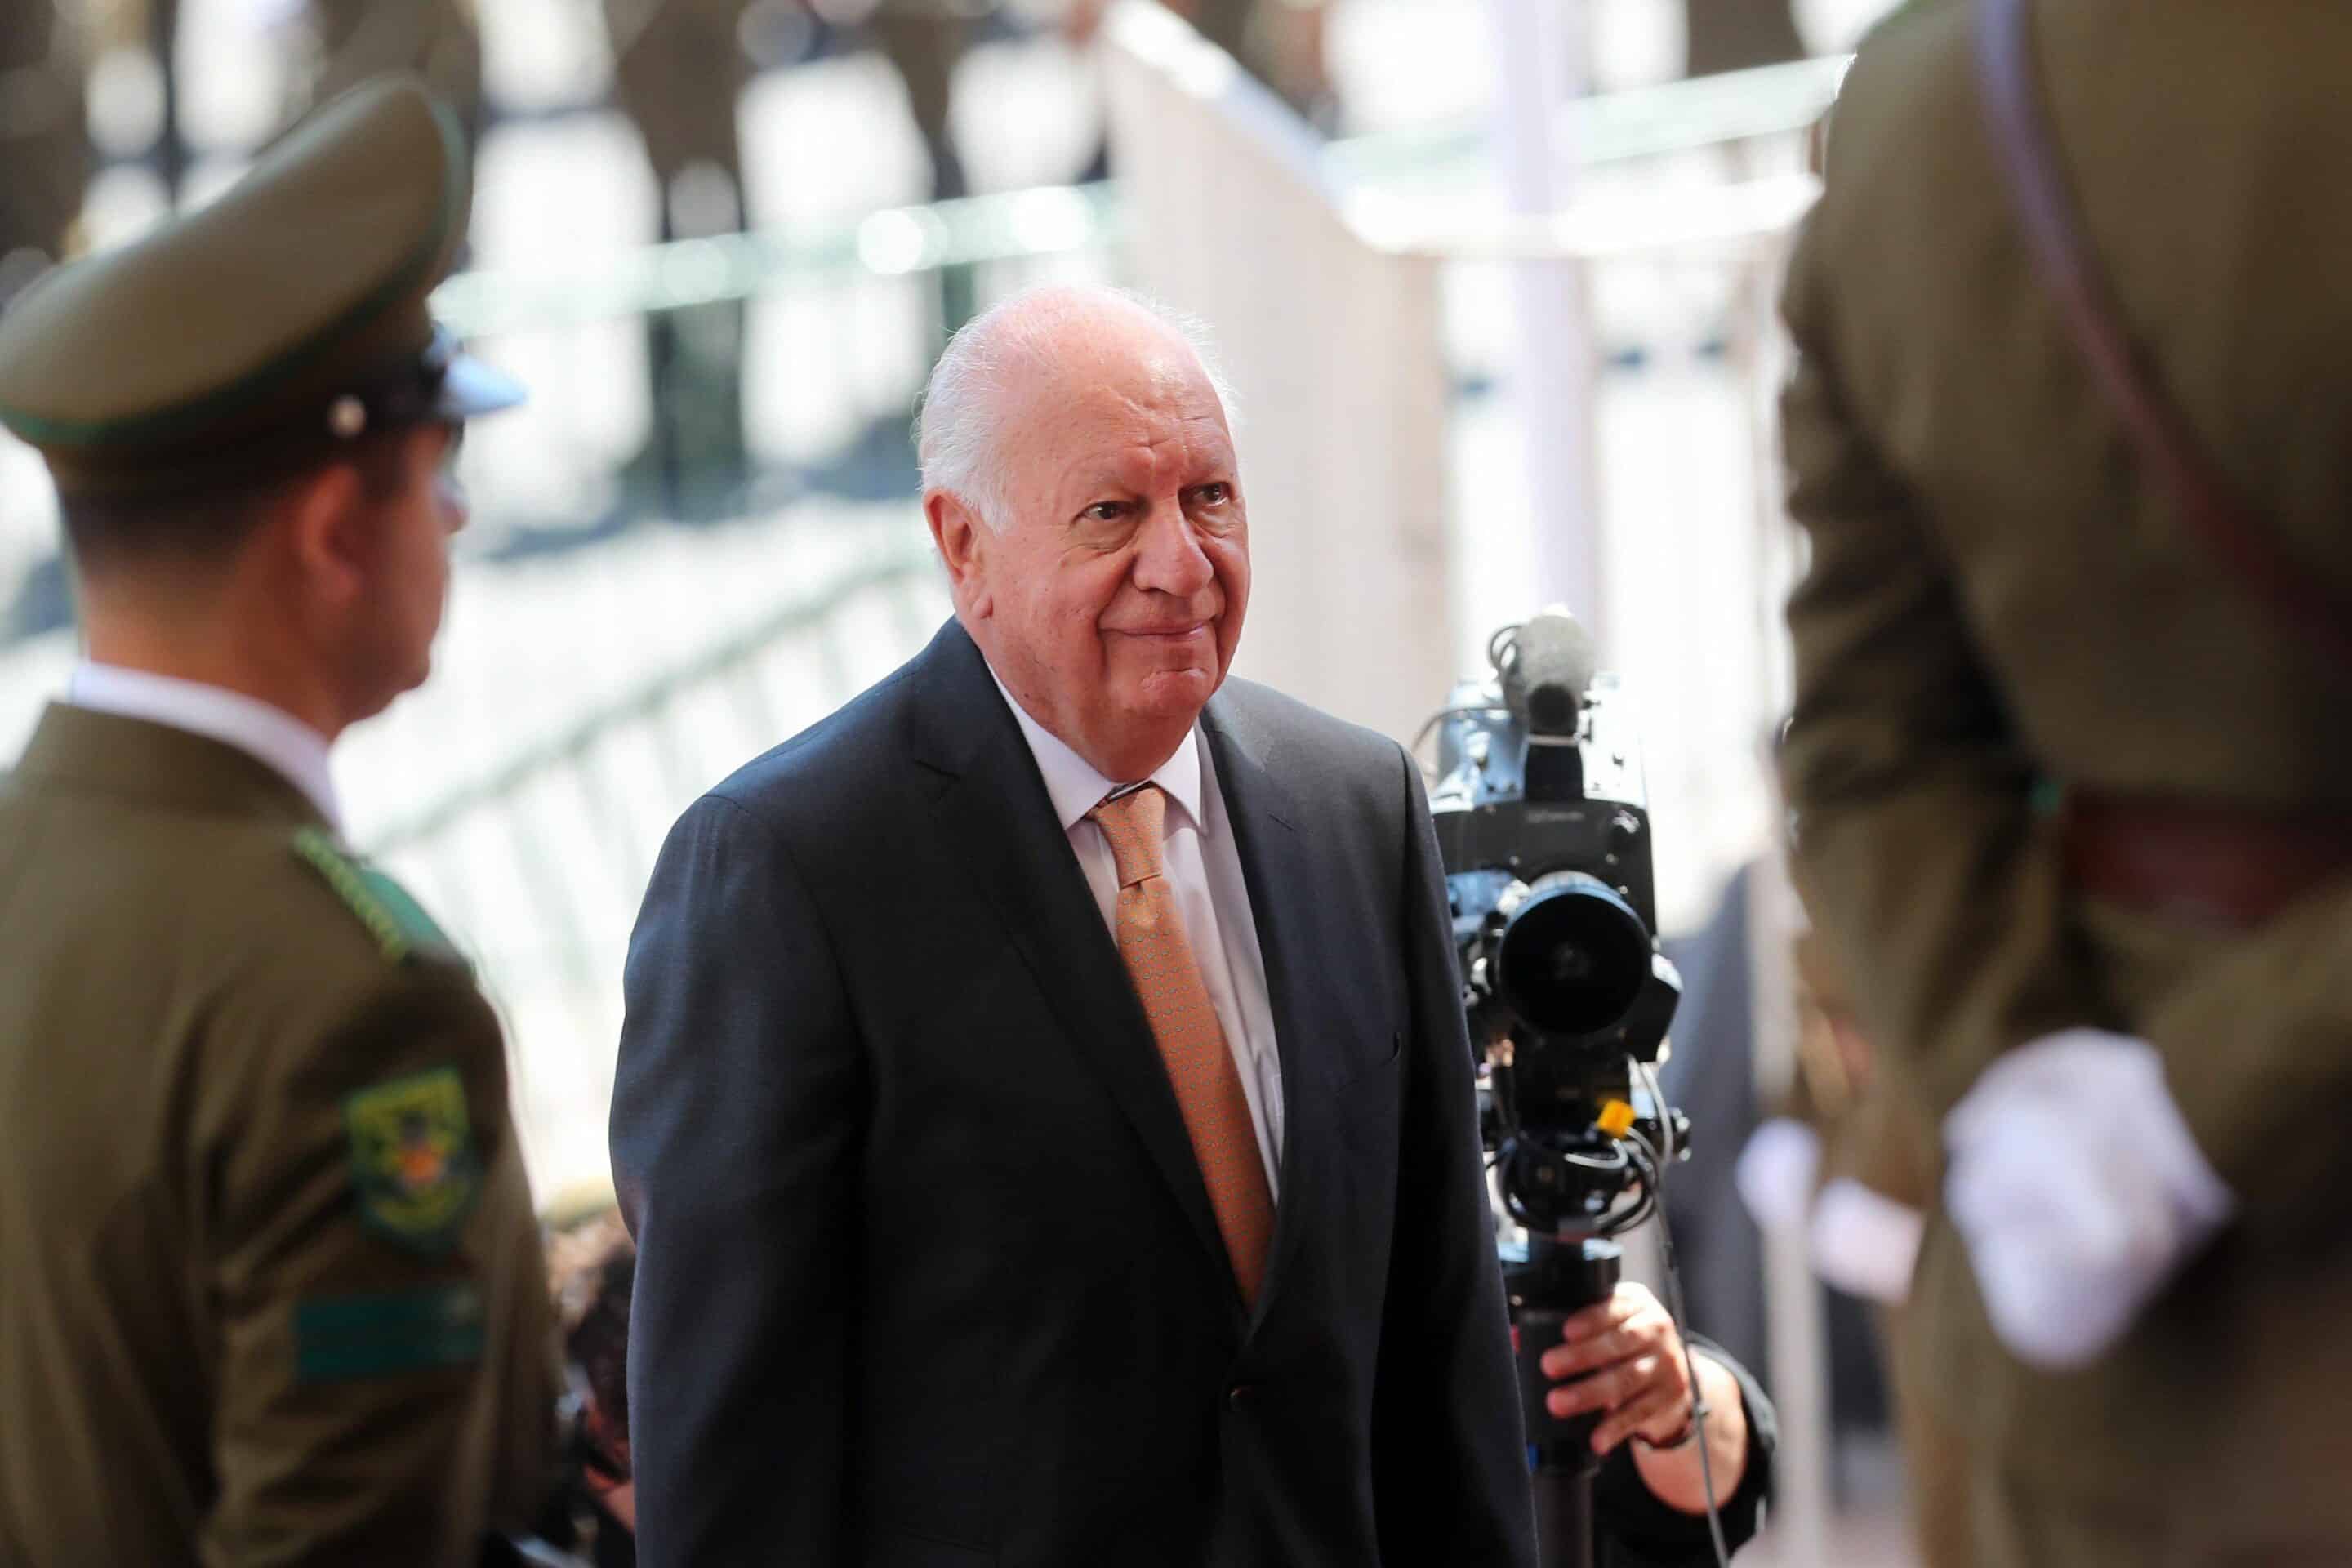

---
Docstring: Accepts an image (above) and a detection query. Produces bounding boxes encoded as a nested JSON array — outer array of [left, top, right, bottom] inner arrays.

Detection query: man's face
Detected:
[[347, 421, 466, 719], [951, 336, 1249, 780]]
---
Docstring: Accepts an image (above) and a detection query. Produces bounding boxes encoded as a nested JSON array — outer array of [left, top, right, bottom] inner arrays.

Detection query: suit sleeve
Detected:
[[1777, 199, 2109, 1124], [611, 792, 863, 1566], [1371, 744, 1539, 1568], [205, 970, 556, 1568]]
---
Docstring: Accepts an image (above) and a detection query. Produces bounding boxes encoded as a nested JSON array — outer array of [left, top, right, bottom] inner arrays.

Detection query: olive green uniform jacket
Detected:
[[0, 706, 555, 1565], [1779, 0, 2352, 1557]]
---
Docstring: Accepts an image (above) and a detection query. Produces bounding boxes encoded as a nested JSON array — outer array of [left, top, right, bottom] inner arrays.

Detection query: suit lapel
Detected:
[[908, 622, 1234, 1300], [1198, 692, 1325, 1330]]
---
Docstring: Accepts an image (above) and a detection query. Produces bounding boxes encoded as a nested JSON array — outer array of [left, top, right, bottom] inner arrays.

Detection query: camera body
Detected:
[[1428, 612, 1683, 1232]]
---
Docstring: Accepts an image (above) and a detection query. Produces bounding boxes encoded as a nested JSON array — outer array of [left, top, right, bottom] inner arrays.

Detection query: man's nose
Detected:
[[1129, 500, 1214, 598]]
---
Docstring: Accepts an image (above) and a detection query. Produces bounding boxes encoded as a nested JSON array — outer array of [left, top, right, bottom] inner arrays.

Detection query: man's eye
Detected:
[[1192, 483, 1232, 506], [1084, 501, 1127, 523]]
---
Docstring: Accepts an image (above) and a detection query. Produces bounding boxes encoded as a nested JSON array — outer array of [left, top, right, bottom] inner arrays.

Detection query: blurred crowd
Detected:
[[0, 0, 1823, 295], [1, 0, 1818, 530]]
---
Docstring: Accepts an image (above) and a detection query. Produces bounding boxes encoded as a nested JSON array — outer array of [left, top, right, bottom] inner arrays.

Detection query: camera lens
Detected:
[[1494, 872, 1650, 1036], [1526, 681, 1579, 736]]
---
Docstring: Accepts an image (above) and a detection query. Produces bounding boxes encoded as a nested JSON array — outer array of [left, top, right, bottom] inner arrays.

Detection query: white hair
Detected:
[[914, 284, 1241, 532]]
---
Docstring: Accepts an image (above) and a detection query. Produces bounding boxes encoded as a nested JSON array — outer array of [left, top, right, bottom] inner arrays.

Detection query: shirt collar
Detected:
[[987, 666, 1207, 838], [66, 662, 344, 833]]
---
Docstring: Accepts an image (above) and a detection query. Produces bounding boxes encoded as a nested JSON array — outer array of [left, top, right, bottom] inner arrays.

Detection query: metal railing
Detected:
[[368, 532, 951, 1192], [424, 56, 1845, 340]]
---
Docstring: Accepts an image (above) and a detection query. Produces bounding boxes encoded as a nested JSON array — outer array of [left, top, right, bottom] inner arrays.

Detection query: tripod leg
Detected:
[[1510, 1237, 1623, 1568]]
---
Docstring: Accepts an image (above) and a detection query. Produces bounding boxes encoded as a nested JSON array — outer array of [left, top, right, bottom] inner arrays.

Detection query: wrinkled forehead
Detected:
[[1003, 335, 1234, 469]]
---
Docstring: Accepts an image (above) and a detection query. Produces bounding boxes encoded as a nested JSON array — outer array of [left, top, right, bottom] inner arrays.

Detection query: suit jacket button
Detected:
[[1227, 1383, 1258, 1410]]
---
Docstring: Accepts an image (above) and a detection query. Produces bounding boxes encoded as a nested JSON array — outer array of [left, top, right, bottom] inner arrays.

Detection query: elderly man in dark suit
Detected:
[[611, 285, 1537, 1566]]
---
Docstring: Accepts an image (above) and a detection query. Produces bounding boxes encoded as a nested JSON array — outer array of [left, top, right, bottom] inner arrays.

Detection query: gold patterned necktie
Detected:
[[1088, 783, 1276, 1305]]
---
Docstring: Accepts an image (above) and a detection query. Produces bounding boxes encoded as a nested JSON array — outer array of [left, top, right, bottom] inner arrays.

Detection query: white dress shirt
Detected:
[[989, 670, 1285, 1194], [67, 662, 344, 833]]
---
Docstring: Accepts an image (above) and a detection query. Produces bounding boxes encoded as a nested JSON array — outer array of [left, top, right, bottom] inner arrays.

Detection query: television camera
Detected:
[[1424, 609, 1695, 1568]]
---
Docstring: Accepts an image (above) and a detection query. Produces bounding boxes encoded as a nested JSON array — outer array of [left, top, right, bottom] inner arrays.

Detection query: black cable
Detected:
[[1624, 1131, 1733, 1568]]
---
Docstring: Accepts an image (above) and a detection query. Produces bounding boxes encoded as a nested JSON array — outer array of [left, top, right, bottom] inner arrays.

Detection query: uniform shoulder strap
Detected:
[[291, 826, 461, 967], [1972, 0, 2352, 672]]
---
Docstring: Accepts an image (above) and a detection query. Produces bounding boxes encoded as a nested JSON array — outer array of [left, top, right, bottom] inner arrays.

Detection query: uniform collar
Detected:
[[65, 662, 343, 833], [986, 666, 1209, 839]]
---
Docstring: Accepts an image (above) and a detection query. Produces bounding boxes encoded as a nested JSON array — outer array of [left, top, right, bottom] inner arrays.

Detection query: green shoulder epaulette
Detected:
[[292, 827, 457, 965]]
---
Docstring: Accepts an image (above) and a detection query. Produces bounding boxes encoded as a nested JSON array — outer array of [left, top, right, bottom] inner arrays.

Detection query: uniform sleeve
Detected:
[[1776, 198, 2109, 1123], [1590, 1335, 1775, 1566], [1370, 745, 1541, 1568], [2133, 884, 2352, 1227], [609, 793, 864, 1566], [203, 968, 557, 1568]]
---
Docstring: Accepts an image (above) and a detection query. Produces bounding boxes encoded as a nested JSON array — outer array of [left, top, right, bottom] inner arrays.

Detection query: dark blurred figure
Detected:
[[1684, 0, 1803, 79], [549, 1207, 638, 1567], [0, 79, 555, 1563], [1179, 0, 1332, 120], [1067, 0, 1332, 131], [606, 0, 979, 517], [0, 0, 91, 306], [1782, 1, 2352, 1563]]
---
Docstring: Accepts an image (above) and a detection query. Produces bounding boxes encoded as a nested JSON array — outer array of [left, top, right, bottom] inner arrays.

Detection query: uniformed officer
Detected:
[[0, 78, 555, 1563], [1780, 1, 2352, 1563]]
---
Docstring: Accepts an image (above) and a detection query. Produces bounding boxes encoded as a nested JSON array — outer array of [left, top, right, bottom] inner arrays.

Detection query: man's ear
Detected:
[[926, 490, 993, 620], [280, 461, 369, 610]]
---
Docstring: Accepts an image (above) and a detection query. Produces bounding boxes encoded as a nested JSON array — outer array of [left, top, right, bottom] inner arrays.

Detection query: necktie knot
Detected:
[[1088, 784, 1167, 888]]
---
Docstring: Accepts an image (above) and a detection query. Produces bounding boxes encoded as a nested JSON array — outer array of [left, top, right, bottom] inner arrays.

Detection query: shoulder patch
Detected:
[[292, 826, 454, 964], [344, 1065, 482, 1254]]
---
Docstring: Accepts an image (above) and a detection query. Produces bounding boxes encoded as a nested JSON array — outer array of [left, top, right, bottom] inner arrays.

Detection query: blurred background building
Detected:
[[0, 0, 1915, 1557]]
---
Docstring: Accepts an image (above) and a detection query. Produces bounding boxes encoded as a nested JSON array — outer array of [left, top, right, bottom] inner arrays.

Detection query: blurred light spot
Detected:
[[660, 239, 735, 307], [1170, 37, 1241, 99], [857, 210, 932, 275], [87, 47, 164, 160], [1006, 189, 1092, 253], [80, 166, 171, 254], [669, 162, 743, 241]]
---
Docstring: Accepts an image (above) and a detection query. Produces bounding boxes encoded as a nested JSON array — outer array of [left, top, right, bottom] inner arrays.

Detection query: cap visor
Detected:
[[434, 351, 526, 419]]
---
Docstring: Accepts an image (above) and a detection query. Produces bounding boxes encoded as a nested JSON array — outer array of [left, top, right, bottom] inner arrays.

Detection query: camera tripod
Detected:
[[1507, 1233, 1624, 1568]]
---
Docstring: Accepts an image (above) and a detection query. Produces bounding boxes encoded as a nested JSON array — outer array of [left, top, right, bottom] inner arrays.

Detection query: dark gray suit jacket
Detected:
[[611, 618, 1536, 1567]]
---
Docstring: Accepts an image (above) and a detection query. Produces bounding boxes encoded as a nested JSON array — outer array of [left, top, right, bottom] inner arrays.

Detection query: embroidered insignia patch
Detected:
[[292, 826, 454, 964], [344, 1066, 481, 1253]]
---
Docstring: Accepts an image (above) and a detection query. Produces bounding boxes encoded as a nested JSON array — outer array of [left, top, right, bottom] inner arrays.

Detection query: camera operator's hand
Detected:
[[1540, 1283, 1692, 1450], [1541, 1284, 1750, 1514]]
